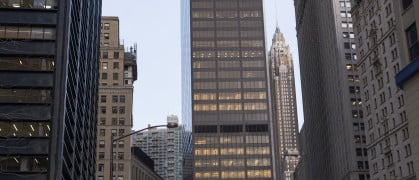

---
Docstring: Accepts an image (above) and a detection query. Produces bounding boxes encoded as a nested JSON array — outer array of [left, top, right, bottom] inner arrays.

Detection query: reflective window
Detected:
[[246, 146, 270, 155], [0, 156, 48, 172], [218, 92, 241, 100], [0, 89, 52, 104], [194, 148, 219, 156], [247, 170, 271, 178], [243, 102, 267, 110], [247, 158, 270, 166], [0, 0, 56, 9], [221, 171, 245, 179], [221, 159, 244, 167], [0, 122, 50, 137], [0, 25, 55, 40], [0, 57, 55, 71]]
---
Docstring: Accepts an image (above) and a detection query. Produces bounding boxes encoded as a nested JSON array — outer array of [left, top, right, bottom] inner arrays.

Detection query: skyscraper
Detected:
[[268, 27, 299, 180], [0, 0, 101, 179], [132, 115, 184, 180], [294, 0, 369, 179], [95, 16, 138, 180], [182, 0, 277, 179], [352, 0, 417, 179]]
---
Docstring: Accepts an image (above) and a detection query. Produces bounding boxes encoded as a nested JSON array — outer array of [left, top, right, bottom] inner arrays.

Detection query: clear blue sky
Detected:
[[102, 0, 304, 131]]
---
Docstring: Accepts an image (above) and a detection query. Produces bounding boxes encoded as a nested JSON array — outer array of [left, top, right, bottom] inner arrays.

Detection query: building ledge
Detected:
[[396, 58, 419, 88]]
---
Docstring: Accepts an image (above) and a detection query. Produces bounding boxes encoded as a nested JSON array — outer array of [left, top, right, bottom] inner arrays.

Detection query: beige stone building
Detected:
[[96, 16, 138, 180], [352, 0, 416, 179], [268, 27, 300, 180], [392, 0, 419, 178]]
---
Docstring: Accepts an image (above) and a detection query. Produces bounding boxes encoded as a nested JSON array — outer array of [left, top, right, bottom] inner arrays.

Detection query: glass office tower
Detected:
[[182, 0, 277, 179], [0, 1, 101, 179]]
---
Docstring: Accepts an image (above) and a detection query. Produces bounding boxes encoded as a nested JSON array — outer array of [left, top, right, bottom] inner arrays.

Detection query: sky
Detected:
[[102, 0, 303, 131]]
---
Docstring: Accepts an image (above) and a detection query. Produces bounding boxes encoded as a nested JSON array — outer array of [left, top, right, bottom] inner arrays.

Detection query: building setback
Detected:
[[352, 0, 417, 179], [182, 0, 278, 179], [0, 0, 101, 179], [132, 115, 184, 180], [293, 0, 369, 179], [95, 16, 138, 180], [268, 27, 300, 180]]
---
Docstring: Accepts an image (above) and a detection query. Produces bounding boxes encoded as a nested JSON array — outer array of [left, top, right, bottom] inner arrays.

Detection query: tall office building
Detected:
[[268, 27, 300, 180], [182, 0, 277, 179], [0, 1, 101, 179], [352, 0, 417, 179], [294, 0, 369, 179], [132, 115, 184, 180], [95, 16, 138, 180]]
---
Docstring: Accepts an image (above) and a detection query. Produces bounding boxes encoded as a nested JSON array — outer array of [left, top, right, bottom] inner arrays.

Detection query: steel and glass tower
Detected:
[[182, 0, 277, 179], [0, 0, 101, 179]]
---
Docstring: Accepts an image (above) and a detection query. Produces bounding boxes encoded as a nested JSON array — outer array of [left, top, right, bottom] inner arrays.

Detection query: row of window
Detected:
[[193, 60, 266, 69], [193, 30, 264, 39], [194, 146, 270, 156], [192, 20, 263, 28], [98, 140, 125, 148], [192, 50, 264, 58], [100, 95, 126, 103], [0, 89, 52, 104], [101, 72, 120, 80], [0, 57, 55, 71], [102, 51, 120, 59], [194, 124, 268, 133], [193, 81, 266, 90], [0, 122, 50, 137], [194, 135, 269, 145], [0, 0, 57, 9], [99, 129, 126, 137], [99, 106, 126, 114], [0, 156, 48, 172], [192, 40, 264, 48], [195, 158, 270, 167], [194, 92, 266, 101], [193, 71, 265, 79], [192, 10, 261, 19], [99, 117, 125, 126], [0, 25, 55, 40], [194, 102, 267, 111], [195, 170, 271, 179], [191, 1, 262, 9]]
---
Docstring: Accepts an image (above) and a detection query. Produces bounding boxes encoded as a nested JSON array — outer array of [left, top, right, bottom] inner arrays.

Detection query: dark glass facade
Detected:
[[182, 0, 277, 179], [0, 0, 101, 179]]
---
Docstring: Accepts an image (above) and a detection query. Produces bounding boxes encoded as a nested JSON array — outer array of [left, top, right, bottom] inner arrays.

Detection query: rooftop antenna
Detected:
[[274, 0, 279, 28]]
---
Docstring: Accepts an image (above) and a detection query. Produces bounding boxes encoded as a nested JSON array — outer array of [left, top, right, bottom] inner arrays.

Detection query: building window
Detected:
[[112, 118, 117, 125], [119, 106, 125, 114], [406, 23, 419, 61], [112, 106, 117, 114], [99, 129, 105, 136], [104, 23, 110, 30], [112, 95, 118, 102], [98, 176, 104, 180], [114, 52, 119, 59], [119, 95, 125, 103], [102, 62, 108, 70], [98, 164, 104, 172], [101, 73, 107, 80], [118, 152, 124, 159], [100, 95, 106, 103], [118, 163, 124, 171], [119, 118, 125, 125], [113, 73, 119, 80], [98, 152, 105, 159], [104, 33, 109, 40], [111, 129, 117, 137], [103, 52, 108, 59], [113, 62, 119, 69], [403, 0, 413, 9], [100, 106, 106, 114], [99, 140, 105, 148], [119, 141, 124, 148], [118, 129, 124, 136], [0, 25, 56, 39], [100, 118, 106, 125]]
